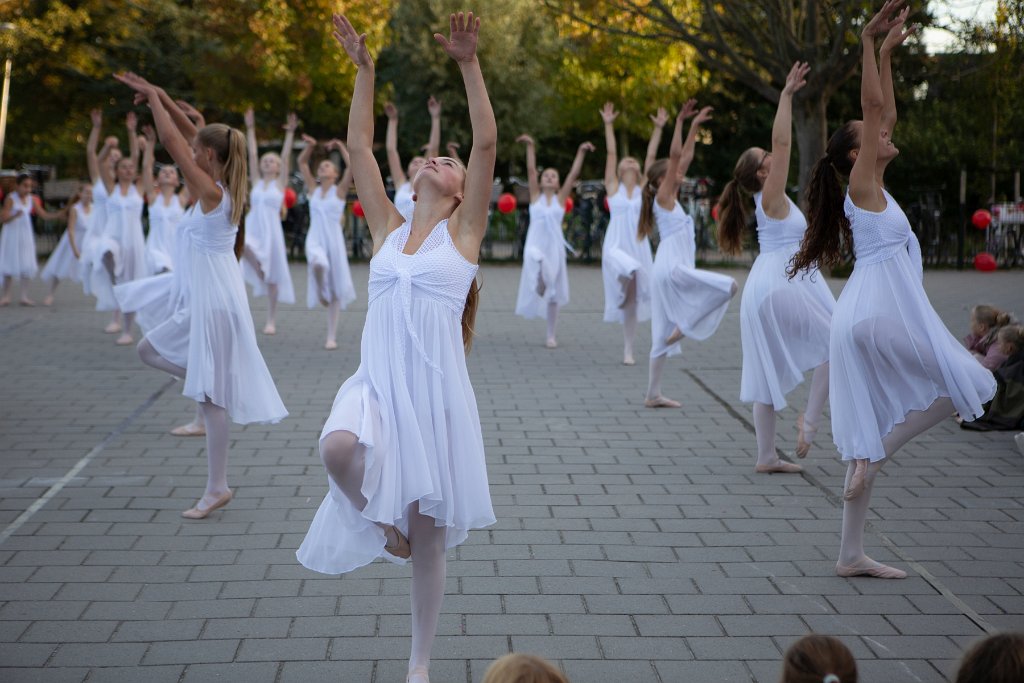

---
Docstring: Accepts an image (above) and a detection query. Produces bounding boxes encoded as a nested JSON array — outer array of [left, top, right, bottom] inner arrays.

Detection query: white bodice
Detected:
[[182, 187, 236, 254], [845, 189, 922, 272], [250, 180, 284, 212], [149, 194, 185, 230], [108, 184, 144, 220], [607, 185, 642, 227], [308, 186, 346, 227], [754, 192, 807, 252]]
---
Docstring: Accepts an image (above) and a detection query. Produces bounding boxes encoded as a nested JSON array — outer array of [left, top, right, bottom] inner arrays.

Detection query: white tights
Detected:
[[138, 339, 230, 500], [546, 301, 559, 345], [645, 354, 669, 401], [320, 431, 448, 675], [838, 396, 955, 567], [621, 276, 638, 363], [752, 362, 830, 466]]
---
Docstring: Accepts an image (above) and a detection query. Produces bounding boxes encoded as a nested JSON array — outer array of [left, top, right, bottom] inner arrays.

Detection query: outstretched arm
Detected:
[[278, 112, 298, 190], [328, 139, 354, 198], [333, 14, 405, 246], [244, 108, 259, 188], [426, 95, 442, 159], [438, 12, 497, 251], [126, 112, 140, 166], [383, 102, 408, 188], [657, 100, 700, 209], [86, 110, 103, 184], [558, 141, 595, 206], [97, 137, 118, 192], [446, 141, 463, 164], [517, 134, 539, 203], [761, 62, 810, 219], [644, 107, 668, 175], [175, 99, 206, 131], [297, 134, 318, 192], [601, 102, 620, 195], [140, 129, 155, 200], [879, 6, 913, 140]]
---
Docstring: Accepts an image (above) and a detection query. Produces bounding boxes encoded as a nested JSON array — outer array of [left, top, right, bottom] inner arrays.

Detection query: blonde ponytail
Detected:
[[198, 123, 249, 258]]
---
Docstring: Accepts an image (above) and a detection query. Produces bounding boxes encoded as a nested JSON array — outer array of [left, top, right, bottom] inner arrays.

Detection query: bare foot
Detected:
[[545, 338, 558, 349], [836, 556, 906, 579], [170, 421, 206, 437], [104, 322, 122, 334], [19, 298, 35, 307], [645, 396, 681, 409], [755, 458, 803, 474], [666, 328, 684, 345], [42, 295, 54, 307], [115, 333, 135, 346], [324, 340, 338, 350], [263, 322, 276, 335]]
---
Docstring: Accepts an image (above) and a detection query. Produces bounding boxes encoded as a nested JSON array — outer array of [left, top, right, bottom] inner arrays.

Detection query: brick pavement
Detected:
[[0, 262, 1021, 682]]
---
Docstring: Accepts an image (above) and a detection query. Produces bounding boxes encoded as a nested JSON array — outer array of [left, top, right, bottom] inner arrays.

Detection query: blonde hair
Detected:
[[482, 654, 568, 683], [197, 123, 248, 255], [997, 324, 1024, 355]]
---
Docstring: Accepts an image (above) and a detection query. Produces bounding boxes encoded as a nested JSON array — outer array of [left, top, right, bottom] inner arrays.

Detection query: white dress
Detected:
[[41, 203, 91, 284], [739, 193, 835, 409], [297, 219, 496, 575], [649, 201, 736, 358], [80, 183, 108, 292], [304, 186, 356, 309], [242, 179, 295, 304], [602, 185, 653, 323], [831, 190, 996, 462], [118, 187, 287, 425], [0, 192, 38, 279], [515, 195, 571, 319], [89, 184, 147, 311], [146, 194, 185, 273], [394, 182, 415, 223]]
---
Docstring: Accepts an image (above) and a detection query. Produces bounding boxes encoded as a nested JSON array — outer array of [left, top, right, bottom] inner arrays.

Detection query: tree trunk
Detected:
[[793, 95, 828, 207]]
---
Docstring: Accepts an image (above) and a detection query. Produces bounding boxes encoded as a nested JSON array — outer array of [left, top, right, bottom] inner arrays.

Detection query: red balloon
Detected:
[[497, 192, 516, 214], [564, 197, 574, 212], [971, 209, 992, 230], [283, 187, 297, 209], [352, 200, 365, 218], [974, 252, 997, 272], [711, 203, 720, 221]]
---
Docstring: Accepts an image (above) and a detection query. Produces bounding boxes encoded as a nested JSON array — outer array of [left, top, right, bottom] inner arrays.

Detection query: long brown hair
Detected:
[[780, 634, 857, 683], [197, 123, 248, 258], [637, 158, 668, 241], [717, 148, 763, 255], [956, 633, 1024, 683], [461, 277, 480, 353], [788, 121, 858, 278]]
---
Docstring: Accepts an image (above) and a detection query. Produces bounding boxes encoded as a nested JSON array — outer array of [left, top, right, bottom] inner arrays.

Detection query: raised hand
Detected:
[[516, 133, 535, 146], [126, 111, 138, 132], [862, 0, 907, 39], [137, 134, 148, 152], [433, 11, 480, 64], [283, 112, 299, 132], [383, 102, 398, 121], [880, 7, 914, 53], [679, 98, 698, 121], [329, 139, 350, 163], [600, 102, 619, 125], [782, 61, 811, 96], [301, 133, 318, 148], [332, 14, 373, 68], [446, 141, 461, 155], [427, 95, 442, 117], [243, 107, 255, 129], [90, 109, 102, 128], [103, 136, 119, 149], [578, 141, 596, 153], [114, 72, 158, 100], [142, 124, 157, 145], [650, 107, 669, 128], [692, 105, 714, 127]]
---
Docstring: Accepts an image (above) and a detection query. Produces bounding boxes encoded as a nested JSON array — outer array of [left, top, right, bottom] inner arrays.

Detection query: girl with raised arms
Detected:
[[717, 62, 835, 474], [296, 13, 496, 683], [385, 96, 442, 223], [114, 72, 287, 519], [513, 133, 594, 348], [788, 1, 995, 578]]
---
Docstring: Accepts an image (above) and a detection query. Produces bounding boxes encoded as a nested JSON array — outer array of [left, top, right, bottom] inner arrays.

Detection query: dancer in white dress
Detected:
[[0, 174, 64, 306], [144, 123, 189, 275], [641, 102, 737, 408], [385, 96, 442, 222], [241, 109, 297, 335], [40, 183, 93, 306], [115, 72, 288, 519], [789, 1, 996, 579], [513, 133, 594, 348], [717, 62, 835, 474], [298, 134, 357, 349], [81, 110, 123, 329], [297, 14, 496, 683], [600, 102, 664, 365]]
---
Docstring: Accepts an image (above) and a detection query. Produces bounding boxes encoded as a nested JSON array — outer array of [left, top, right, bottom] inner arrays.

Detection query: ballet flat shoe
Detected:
[[836, 561, 906, 579], [406, 665, 430, 683], [796, 413, 817, 459], [644, 396, 681, 409], [384, 525, 411, 559], [843, 459, 869, 501], [182, 490, 233, 520], [170, 422, 206, 437], [755, 458, 803, 474]]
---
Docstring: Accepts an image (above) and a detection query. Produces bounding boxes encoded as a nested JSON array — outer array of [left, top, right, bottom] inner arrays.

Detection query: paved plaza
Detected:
[[0, 262, 1021, 682]]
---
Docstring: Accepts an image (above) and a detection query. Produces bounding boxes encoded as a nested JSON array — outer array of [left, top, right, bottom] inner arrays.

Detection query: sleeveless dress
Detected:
[[80, 183, 108, 292], [515, 195, 571, 318], [649, 201, 736, 359], [601, 185, 653, 323], [739, 193, 835, 409], [0, 192, 37, 279], [242, 179, 296, 304], [304, 186, 356, 309], [119, 187, 287, 425], [831, 190, 996, 462], [297, 219, 495, 575], [89, 184, 146, 311], [146, 194, 185, 273], [41, 202, 91, 284], [394, 182, 415, 223]]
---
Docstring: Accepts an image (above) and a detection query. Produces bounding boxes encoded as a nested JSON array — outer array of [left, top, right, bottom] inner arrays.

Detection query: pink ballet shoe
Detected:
[[0, 297, 10, 307], [19, 298, 36, 307], [836, 558, 906, 579], [42, 295, 54, 307], [104, 321, 122, 334], [383, 525, 411, 559], [755, 458, 803, 474], [115, 334, 134, 346], [623, 355, 636, 366], [324, 340, 338, 350], [545, 338, 558, 349], [181, 489, 233, 520], [170, 422, 206, 437], [644, 396, 681, 409], [406, 665, 430, 683], [665, 328, 684, 345], [843, 459, 869, 501], [263, 322, 276, 335], [796, 414, 817, 459]]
